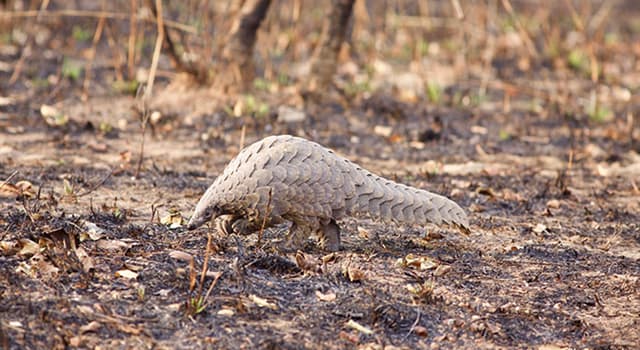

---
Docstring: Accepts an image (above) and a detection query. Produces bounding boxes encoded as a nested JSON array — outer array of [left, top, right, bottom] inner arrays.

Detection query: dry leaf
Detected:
[[357, 226, 370, 239], [345, 319, 373, 335], [217, 309, 235, 316], [295, 251, 318, 272], [167, 303, 181, 311], [0, 96, 15, 106], [374, 125, 393, 137], [471, 125, 488, 134], [87, 141, 108, 153], [115, 269, 138, 280], [0, 182, 20, 197], [233, 99, 243, 117], [0, 240, 19, 254], [321, 253, 337, 264], [96, 239, 131, 253], [315, 290, 337, 302], [168, 250, 194, 262], [40, 104, 68, 126], [398, 254, 438, 271], [342, 262, 365, 282], [338, 330, 360, 343], [546, 199, 561, 209], [30, 253, 60, 277], [532, 223, 547, 234], [68, 336, 82, 347], [79, 321, 102, 334], [538, 345, 570, 350], [414, 326, 429, 337], [75, 246, 95, 273], [0, 180, 35, 198], [17, 239, 40, 257], [80, 221, 105, 241], [249, 294, 278, 310], [160, 210, 184, 228], [434, 265, 452, 277]]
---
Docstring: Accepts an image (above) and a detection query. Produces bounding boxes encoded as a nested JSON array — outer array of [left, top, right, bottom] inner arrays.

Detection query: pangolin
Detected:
[[187, 135, 469, 251]]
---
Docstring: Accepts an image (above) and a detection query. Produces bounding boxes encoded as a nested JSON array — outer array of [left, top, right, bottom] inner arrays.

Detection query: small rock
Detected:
[[532, 223, 547, 234], [150, 111, 162, 124], [546, 199, 561, 209], [374, 125, 393, 137]]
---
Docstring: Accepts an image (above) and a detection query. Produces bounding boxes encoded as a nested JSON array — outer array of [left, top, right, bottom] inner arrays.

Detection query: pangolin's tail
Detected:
[[346, 166, 470, 233]]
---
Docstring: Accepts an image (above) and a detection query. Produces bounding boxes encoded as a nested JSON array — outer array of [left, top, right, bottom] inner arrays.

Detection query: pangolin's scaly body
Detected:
[[187, 135, 469, 251]]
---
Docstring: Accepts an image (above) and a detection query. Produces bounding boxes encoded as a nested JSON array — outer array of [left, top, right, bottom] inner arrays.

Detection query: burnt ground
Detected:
[[1, 92, 638, 349], [1, 1, 640, 349]]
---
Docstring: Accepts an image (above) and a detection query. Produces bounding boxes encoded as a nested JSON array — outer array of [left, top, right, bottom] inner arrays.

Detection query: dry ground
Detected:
[[1, 90, 638, 349]]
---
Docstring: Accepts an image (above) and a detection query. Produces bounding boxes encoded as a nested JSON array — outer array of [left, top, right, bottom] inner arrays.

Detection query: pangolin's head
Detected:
[[187, 189, 221, 230]]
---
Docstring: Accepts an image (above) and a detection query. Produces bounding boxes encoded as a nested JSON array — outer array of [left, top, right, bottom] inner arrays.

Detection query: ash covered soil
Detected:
[[1, 90, 639, 349]]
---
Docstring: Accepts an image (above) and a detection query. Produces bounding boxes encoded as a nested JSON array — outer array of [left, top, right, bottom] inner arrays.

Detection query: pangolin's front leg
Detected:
[[216, 215, 262, 236], [218, 214, 342, 252]]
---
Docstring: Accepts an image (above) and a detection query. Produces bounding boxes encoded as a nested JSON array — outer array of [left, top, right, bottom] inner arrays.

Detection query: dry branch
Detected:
[[1, 9, 197, 34], [148, 0, 209, 82]]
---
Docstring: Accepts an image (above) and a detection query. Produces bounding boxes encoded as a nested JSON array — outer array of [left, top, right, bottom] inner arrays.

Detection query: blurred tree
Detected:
[[308, 0, 355, 91], [217, 0, 272, 91]]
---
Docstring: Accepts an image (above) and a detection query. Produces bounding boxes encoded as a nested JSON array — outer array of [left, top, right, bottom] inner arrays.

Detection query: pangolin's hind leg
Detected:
[[317, 219, 341, 252], [279, 216, 318, 252]]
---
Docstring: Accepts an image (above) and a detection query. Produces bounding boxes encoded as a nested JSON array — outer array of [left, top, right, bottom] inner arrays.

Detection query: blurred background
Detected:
[[1, 0, 638, 128]]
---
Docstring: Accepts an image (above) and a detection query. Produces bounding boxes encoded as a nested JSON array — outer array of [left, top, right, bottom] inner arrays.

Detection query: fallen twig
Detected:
[[82, 16, 106, 100], [76, 169, 115, 197], [1, 9, 197, 34]]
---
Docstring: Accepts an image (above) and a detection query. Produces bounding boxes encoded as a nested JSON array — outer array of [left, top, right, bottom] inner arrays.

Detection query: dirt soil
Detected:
[[2, 2, 640, 349], [1, 88, 639, 349]]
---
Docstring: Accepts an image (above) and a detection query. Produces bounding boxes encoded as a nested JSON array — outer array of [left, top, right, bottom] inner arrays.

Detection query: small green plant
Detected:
[[417, 39, 429, 56], [499, 129, 511, 141], [245, 95, 256, 111], [567, 49, 588, 73], [244, 95, 270, 117], [99, 121, 113, 134], [31, 78, 50, 89], [184, 234, 222, 317], [253, 77, 271, 91], [426, 82, 442, 103], [588, 105, 612, 123], [471, 91, 488, 107], [188, 296, 207, 315], [277, 73, 290, 86], [256, 103, 269, 117], [112, 80, 139, 94], [62, 58, 83, 81], [604, 32, 619, 45], [344, 81, 371, 97], [406, 280, 435, 302], [528, 99, 543, 114], [72, 25, 92, 42], [222, 105, 234, 116], [0, 33, 10, 44], [63, 179, 75, 197]]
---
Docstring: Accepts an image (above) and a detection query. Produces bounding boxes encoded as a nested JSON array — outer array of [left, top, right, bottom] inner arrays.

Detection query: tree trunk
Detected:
[[308, 0, 355, 91], [217, 0, 272, 91]]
